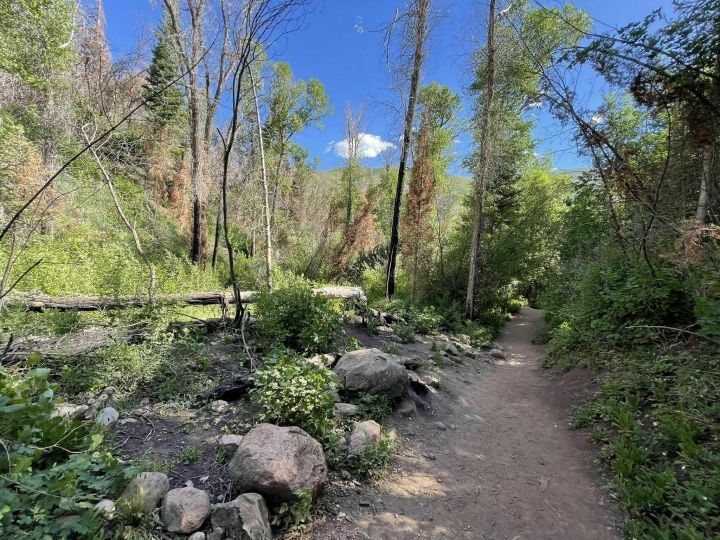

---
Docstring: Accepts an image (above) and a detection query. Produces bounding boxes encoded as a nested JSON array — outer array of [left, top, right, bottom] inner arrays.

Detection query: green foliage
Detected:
[[0, 0, 76, 87], [37, 326, 213, 406], [253, 283, 342, 354], [271, 489, 313, 531], [345, 435, 394, 480], [352, 394, 392, 424], [251, 351, 338, 439], [143, 10, 186, 127], [0, 366, 137, 538], [392, 323, 415, 343], [177, 446, 201, 464]]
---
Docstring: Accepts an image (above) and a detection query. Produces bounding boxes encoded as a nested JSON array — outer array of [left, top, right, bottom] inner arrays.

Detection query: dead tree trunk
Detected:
[[465, 0, 497, 320], [386, 0, 430, 299]]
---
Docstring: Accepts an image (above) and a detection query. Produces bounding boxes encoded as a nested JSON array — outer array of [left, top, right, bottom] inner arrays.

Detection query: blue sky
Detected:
[[103, 0, 674, 174]]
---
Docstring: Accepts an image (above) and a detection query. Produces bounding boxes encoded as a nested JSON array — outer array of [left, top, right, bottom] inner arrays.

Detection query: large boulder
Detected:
[[334, 348, 408, 399], [228, 424, 327, 504], [161, 486, 211, 534], [211, 493, 272, 540], [118, 472, 169, 514]]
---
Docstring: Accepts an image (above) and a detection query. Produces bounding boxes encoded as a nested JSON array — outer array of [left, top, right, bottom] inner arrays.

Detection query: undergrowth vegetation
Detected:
[[0, 367, 140, 538], [541, 254, 720, 537]]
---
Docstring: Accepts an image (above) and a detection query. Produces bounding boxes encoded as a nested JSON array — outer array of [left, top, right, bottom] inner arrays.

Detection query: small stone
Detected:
[[348, 420, 381, 454], [211, 493, 272, 540], [118, 417, 138, 424], [433, 421, 447, 431], [52, 403, 85, 419], [489, 349, 506, 360], [87, 398, 96, 406], [334, 403, 358, 419], [219, 434, 244, 453], [94, 499, 115, 516], [119, 472, 169, 514], [423, 453, 437, 461], [207, 528, 224, 540], [96, 407, 119, 426], [358, 500, 372, 507], [161, 486, 211, 534], [210, 400, 231, 414], [139, 397, 150, 406], [188, 533, 206, 540]]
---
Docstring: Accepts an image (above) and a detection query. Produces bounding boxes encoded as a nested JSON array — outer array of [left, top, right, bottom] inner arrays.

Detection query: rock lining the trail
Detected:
[[334, 348, 408, 399], [229, 423, 328, 504]]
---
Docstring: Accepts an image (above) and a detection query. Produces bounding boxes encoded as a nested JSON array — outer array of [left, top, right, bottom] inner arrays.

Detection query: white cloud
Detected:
[[591, 113, 605, 125], [327, 132, 395, 159], [354, 16, 365, 34]]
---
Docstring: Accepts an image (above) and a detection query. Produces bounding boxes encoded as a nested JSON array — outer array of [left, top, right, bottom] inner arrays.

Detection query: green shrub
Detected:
[[251, 351, 338, 439], [0, 366, 138, 538], [543, 253, 720, 537], [345, 435, 394, 479], [392, 323, 416, 343], [507, 297, 524, 314], [254, 284, 342, 354], [271, 489, 313, 531], [353, 394, 392, 424]]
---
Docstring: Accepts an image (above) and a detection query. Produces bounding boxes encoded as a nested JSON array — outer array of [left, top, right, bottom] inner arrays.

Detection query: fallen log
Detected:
[[197, 375, 255, 402], [5, 286, 367, 312]]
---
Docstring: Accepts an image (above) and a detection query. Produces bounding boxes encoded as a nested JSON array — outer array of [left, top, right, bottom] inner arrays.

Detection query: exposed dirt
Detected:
[[308, 308, 620, 539]]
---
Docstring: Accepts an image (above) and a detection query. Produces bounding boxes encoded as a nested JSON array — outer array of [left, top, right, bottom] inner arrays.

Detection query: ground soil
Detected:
[[307, 308, 620, 539]]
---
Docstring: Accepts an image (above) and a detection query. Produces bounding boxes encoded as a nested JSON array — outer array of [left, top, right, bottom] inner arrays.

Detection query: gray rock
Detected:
[[334, 403, 358, 419], [96, 406, 119, 426], [229, 424, 327, 504], [210, 400, 231, 413], [52, 403, 87, 419], [489, 349, 506, 360], [119, 472, 169, 514], [94, 499, 115, 517], [329, 390, 342, 403], [348, 420, 381, 454], [444, 342, 459, 356], [161, 486, 211, 534], [334, 348, 408, 399], [455, 334, 471, 344], [207, 528, 224, 540], [239, 493, 272, 540], [219, 434, 243, 453], [188, 533, 206, 540]]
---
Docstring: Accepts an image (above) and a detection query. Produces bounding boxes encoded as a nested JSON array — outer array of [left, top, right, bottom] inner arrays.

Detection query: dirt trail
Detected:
[[309, 307, 619, 539]]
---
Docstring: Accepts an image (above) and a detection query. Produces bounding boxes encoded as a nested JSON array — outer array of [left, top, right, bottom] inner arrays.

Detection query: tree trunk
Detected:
[[386, 0, 430, 299], [696, 142, 713, 222], [4, 286, 367, 311], [211, 199, 222, 269], [250, 67, 273, 289], [465, 0, 497, 320]]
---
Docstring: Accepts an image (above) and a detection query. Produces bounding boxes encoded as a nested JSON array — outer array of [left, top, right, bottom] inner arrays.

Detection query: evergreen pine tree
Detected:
[[143, 11, 184, 127]]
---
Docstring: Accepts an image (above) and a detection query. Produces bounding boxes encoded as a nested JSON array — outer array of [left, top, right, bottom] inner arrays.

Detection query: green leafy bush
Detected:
[[254, 284, 342, 354], [0, 366, 137, 538], [392, 323, 416, 343], [345, 435, 394, 479], [271, 489, 313, 531], [251, 351, 338, 439], [353, 394, 392, 424]]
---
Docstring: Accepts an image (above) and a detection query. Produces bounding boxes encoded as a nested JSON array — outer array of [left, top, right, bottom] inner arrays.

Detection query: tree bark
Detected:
[[250, 66, 273, 289], [386, 0, 430, 299], [5, 286, 367, 311], [465, 0, 497, 320], [696, 142, 713, 222]]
